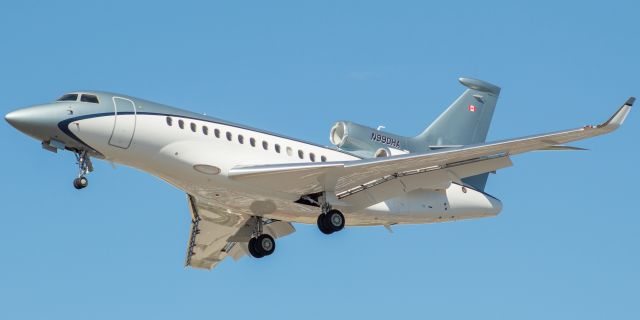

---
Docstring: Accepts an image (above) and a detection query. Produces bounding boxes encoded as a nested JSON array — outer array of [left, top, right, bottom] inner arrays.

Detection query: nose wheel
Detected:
[[73, 150, 93, 190], [73, 177, 88, 189]]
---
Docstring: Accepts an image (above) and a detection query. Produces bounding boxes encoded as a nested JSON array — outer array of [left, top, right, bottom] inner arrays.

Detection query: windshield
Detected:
[[57, 93, 78, 101], [80, 94, 99, 103]]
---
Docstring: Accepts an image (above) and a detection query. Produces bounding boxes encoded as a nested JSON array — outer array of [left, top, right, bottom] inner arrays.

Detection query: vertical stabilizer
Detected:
[[414, 78, 500, 146], [413, 78, 501, 190]]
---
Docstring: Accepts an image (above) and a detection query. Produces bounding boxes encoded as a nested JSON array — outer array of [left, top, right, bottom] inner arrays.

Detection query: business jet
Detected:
[[5, 78, 632, 270]]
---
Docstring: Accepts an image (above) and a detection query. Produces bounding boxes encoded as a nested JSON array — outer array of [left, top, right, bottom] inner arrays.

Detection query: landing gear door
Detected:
[[109, 97, 136, 149]]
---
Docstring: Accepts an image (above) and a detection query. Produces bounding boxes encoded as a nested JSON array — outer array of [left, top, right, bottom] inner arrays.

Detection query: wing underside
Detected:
[[229, 98, 633, 199], [184, 195, 295, 270]]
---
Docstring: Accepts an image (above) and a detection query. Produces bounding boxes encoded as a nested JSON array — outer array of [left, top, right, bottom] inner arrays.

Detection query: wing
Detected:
[[229, 98, 633, 198], [184, 195, 295, 270]]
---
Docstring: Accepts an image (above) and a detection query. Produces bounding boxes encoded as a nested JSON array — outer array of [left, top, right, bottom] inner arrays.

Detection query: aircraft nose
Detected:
[[5, 108, 32, 130], [5, 105, 62, 141]]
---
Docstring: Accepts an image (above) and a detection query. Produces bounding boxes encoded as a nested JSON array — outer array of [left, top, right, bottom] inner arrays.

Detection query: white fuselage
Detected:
[[70, 106, 502, 226]]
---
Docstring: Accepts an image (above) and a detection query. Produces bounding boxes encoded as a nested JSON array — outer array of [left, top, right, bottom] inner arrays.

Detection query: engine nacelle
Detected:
[[329, 121, 408, 157]]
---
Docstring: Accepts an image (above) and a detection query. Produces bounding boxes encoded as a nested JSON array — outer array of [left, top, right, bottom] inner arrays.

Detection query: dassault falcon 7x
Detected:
[[5, 78, 633, 270]]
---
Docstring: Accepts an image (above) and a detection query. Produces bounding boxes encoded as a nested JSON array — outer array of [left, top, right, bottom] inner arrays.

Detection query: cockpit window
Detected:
[[80, 94, 99, 103], [57, 93, 78, 101]]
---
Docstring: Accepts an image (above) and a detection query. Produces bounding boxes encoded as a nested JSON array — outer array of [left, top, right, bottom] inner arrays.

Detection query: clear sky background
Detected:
[[1, 1, 638, 319]]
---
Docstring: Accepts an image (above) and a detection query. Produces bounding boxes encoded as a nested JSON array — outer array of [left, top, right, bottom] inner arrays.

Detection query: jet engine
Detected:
[[329, 121, 408, 158]]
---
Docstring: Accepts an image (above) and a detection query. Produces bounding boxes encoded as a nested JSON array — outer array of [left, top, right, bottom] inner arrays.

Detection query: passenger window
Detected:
[[286, 146, 293, 156], [238, 135, 244, 144], [178, 120, 184, 129], [166, 117, 172, 126], [202, 126, 209, 135], [250, 138, 256, 147], [57, 93, 78, 101], [226, 132, 233, 141], [310, 153, 316, 162], [190, 123, 196, 132], [298, 150, 304, 159], [80, 94, 99, 103], [262, 141, 268, 150], [214, 128, 220, 138], [321, 155, 327, 162], [275, 144, 281, 153]]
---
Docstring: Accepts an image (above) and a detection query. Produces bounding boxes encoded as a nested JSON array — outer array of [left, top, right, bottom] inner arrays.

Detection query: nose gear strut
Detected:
[[73, 150, 93, 190]]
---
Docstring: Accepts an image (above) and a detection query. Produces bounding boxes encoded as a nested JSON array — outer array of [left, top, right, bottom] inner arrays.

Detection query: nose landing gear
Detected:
[[73, 176, 88, 189], [73, 150, 93, 190]]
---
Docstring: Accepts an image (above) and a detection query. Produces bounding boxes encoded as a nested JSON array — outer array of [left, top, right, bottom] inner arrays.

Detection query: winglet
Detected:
[[625, 97, 636, 106], [598, 97, 633, 130]]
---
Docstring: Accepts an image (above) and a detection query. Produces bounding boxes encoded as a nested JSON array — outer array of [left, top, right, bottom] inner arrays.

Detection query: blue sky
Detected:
[[1, 1, 638, 319]]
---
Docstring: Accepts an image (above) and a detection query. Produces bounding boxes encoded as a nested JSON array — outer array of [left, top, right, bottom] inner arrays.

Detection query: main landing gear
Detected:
[[73, 150, 93, 190], [317, 205, 345, 235], [248, 217, 276, 259], [304, 193, 346, 234]]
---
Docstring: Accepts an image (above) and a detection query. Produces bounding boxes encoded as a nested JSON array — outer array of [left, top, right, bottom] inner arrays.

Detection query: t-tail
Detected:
[[412, 77, 502, 191]]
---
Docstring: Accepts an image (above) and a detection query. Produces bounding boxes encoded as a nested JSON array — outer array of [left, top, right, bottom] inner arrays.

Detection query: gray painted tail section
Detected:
[[413, 78, 501, 190], [414, 78, 501, 146]]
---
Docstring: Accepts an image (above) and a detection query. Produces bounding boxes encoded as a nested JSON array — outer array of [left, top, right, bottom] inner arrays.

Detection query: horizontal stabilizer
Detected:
[[458, 77, 501, 94]]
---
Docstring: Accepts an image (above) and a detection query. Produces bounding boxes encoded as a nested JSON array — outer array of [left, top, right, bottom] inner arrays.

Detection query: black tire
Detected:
[[248, 237, 264, 258], [317, 214, 333, 235], [326, 209, 345, 232], [256, 234, 275, 256], [73, 177, 88, 190]]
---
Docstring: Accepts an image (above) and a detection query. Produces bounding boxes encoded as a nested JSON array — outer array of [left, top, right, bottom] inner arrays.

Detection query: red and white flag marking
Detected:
[[468, 104, 477, 112]]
